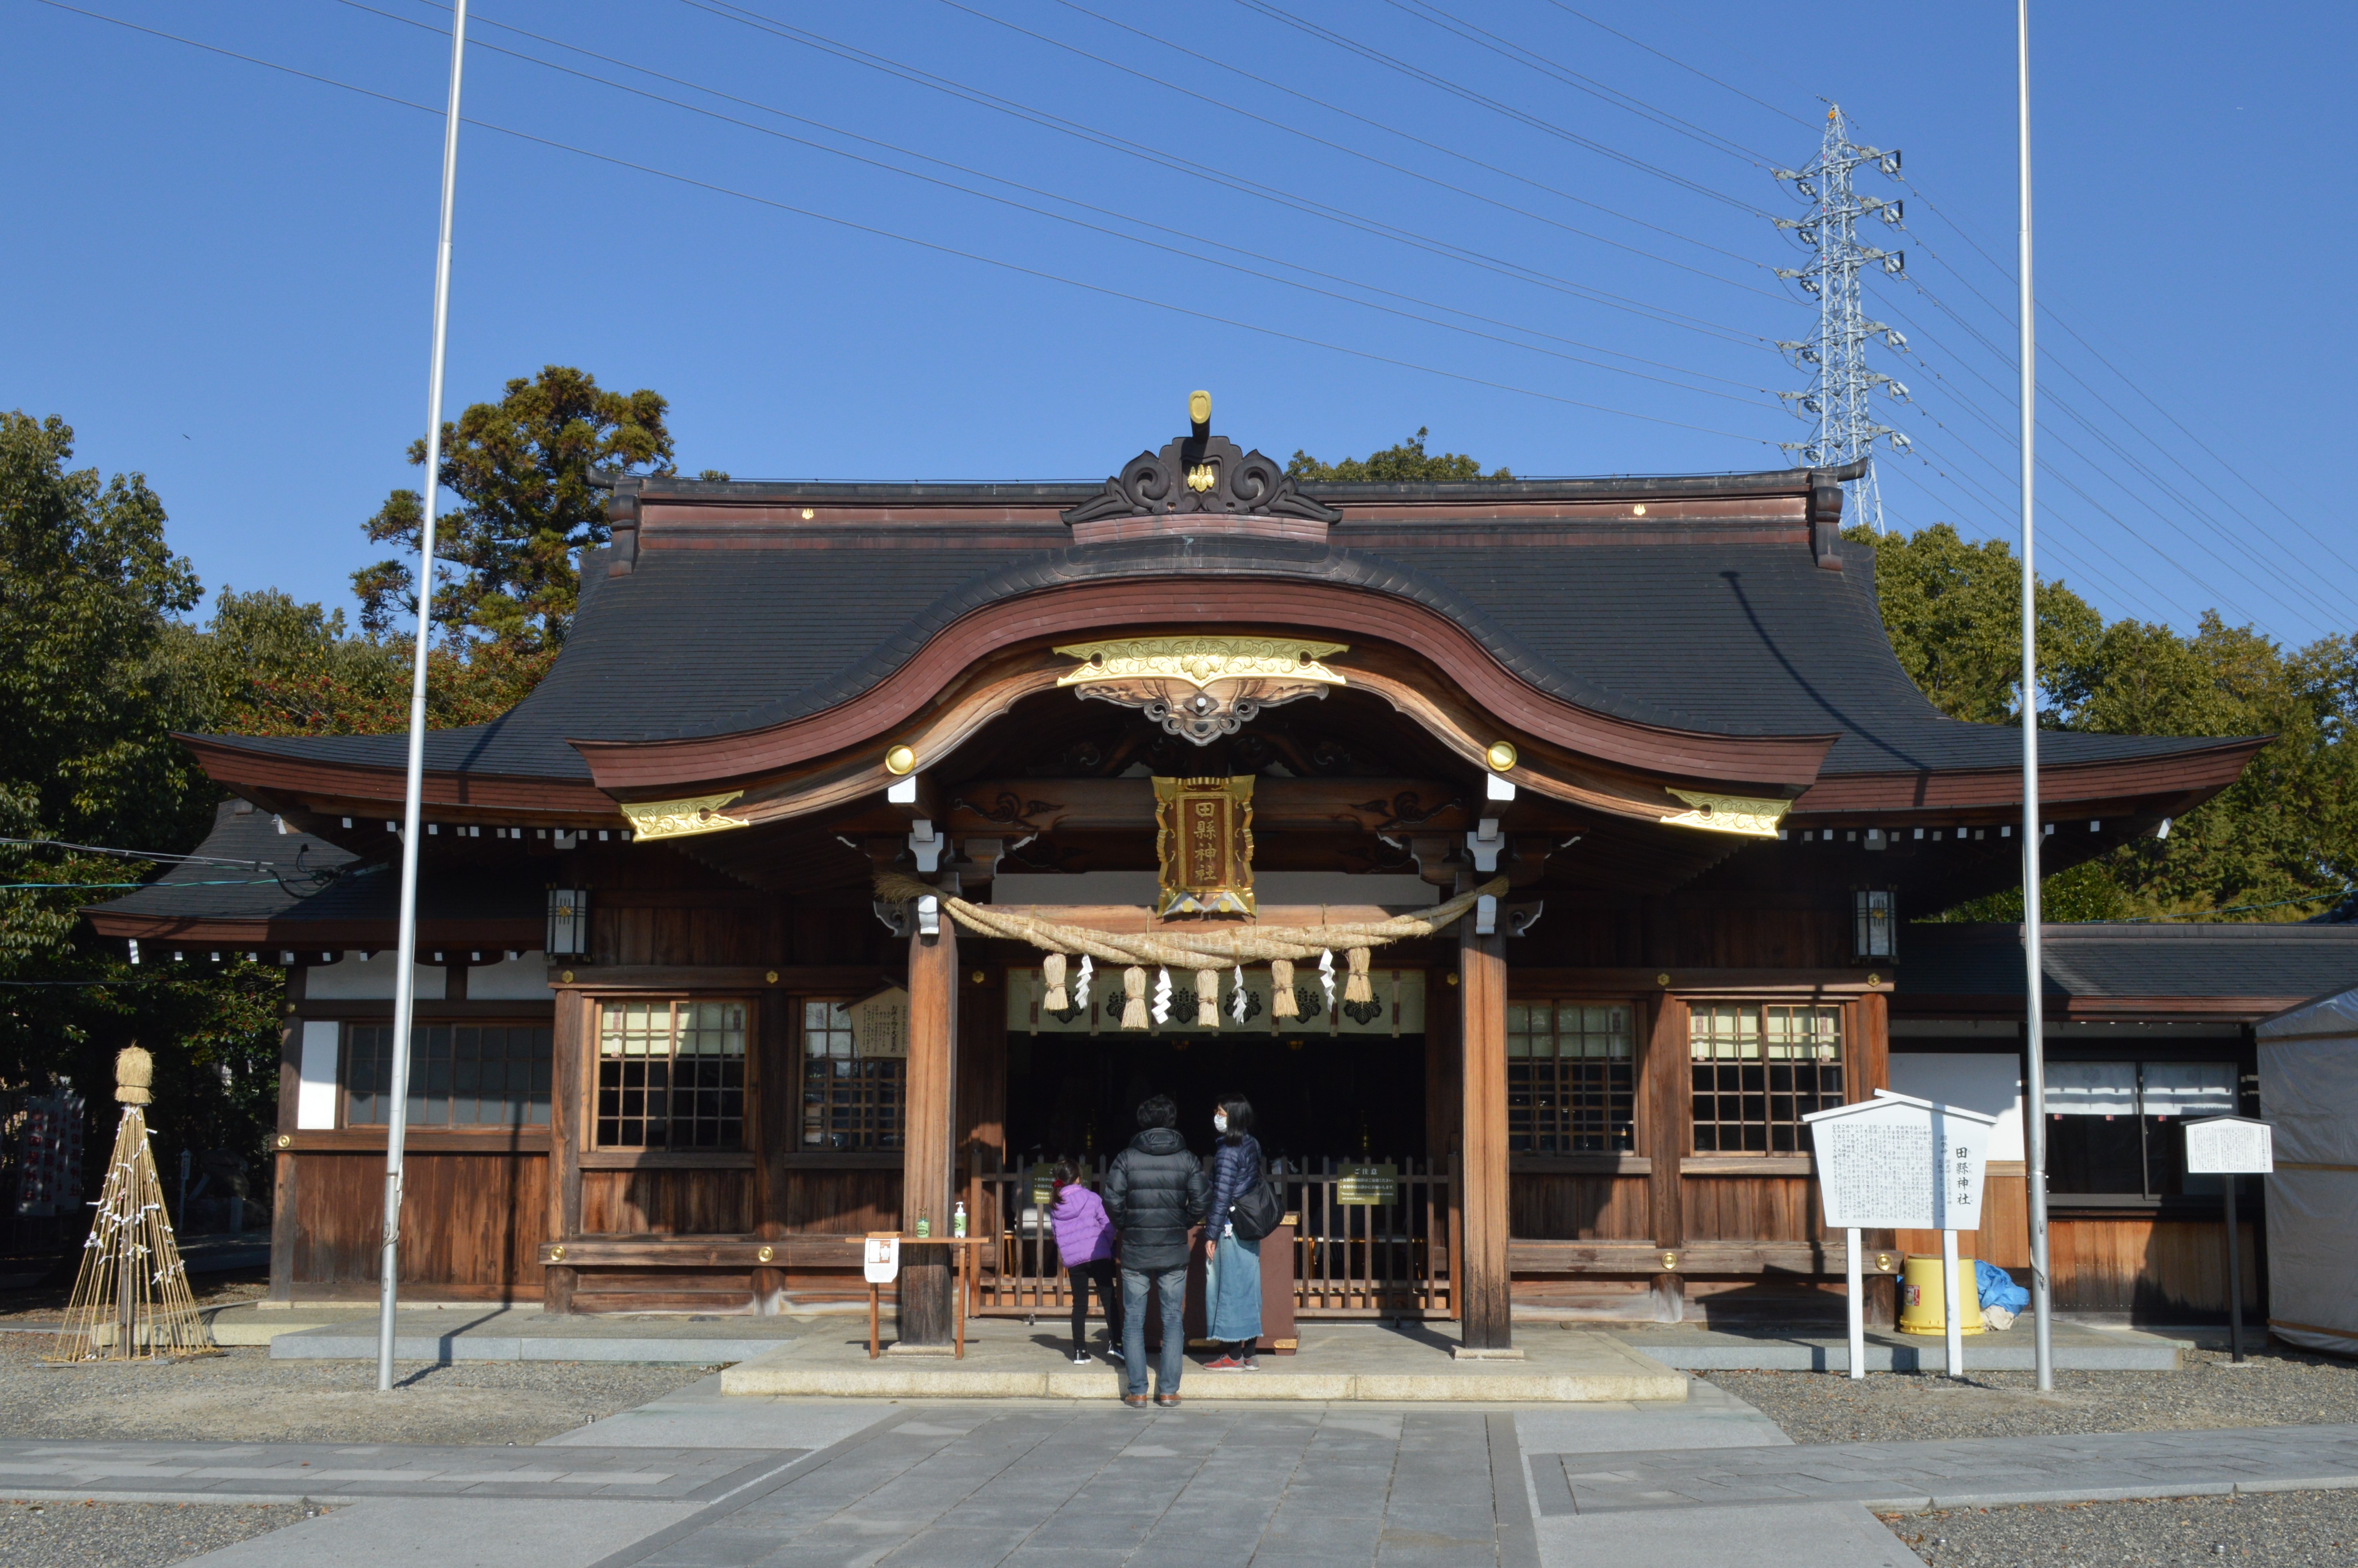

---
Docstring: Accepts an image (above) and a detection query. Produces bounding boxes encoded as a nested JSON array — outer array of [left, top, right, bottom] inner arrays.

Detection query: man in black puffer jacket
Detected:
[[1102, 1094, 1209, 1407]]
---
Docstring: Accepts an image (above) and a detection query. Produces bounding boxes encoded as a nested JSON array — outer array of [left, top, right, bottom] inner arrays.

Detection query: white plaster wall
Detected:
[[1890, 1051, 2026, 1161], [305, 952, 445, 1000]]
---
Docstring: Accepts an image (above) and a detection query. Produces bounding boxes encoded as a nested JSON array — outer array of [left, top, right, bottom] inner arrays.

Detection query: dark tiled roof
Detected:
[[83, 802, 538, 929], [1899, 923, 2358, 1001], [199, 521, 2232, 783]]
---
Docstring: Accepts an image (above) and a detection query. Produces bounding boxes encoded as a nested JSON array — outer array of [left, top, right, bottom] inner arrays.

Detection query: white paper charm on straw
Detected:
[[1231, 963, 1248, 1021], [1318, 948, 1337, 1013], [1151, 966, 1172, 1025]]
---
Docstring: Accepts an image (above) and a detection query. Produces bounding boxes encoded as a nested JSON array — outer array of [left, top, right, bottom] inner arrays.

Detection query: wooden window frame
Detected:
[[341, 1019, 555, 1133], [796, 995, 906, 1154], [1506, 999, 1638, 1155], [1687, 1001, 1847, 1156], [589, 995, 755, 1153]]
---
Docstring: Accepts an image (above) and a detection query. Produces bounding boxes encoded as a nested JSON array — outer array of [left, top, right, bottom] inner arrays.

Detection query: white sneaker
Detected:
[[1070, 1349, 1092, 1365]]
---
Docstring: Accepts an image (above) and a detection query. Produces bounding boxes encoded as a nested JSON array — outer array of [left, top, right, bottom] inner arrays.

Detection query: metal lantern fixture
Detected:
[[1853, 889, 1895, 961], [546, 888, 590, 957]]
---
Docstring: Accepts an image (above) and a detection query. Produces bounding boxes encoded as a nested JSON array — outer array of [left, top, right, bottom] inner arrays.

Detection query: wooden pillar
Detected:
[[958, 965, 1006, 1254], [269, 988, 302, 1304], [900, 914, 960, 1345], [545, 986, 586, 1315], [1854, 989, 1896, 1327], [1458, 919, 1510, 1350], [1642, 991, 1688, 1323], [753, 989, 794, 1314]]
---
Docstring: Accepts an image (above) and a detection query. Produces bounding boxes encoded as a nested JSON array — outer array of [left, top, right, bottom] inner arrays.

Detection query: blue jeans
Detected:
[[1120, 1264, 1186, 1398]]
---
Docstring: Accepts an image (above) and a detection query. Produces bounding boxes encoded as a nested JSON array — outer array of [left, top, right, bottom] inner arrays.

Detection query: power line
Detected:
[[1228, 0, 1776, 217], [33, 0, 1780, 448], [1038, 0, 1775, 273], [679, 0, 1790, 347], [1379, 0, 1779, 165], [1541, 2, 1814, 129], [922, 0, 1789, 299], [351, 1, 1782, 405]]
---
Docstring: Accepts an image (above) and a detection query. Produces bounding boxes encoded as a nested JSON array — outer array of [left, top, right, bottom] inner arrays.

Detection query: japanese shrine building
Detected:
[[88, 401, 2353, 1345]]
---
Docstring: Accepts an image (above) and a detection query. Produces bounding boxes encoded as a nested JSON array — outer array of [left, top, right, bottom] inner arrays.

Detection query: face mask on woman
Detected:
[[1212, 1110, 1229, 1134]]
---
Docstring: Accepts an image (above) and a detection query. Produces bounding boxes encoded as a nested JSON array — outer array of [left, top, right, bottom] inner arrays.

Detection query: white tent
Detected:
[[2255, 987, 2358, 1355]]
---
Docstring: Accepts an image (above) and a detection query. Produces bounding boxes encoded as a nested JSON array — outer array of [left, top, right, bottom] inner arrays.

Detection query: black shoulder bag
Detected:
[[1229, 1167, 1285, 1243]]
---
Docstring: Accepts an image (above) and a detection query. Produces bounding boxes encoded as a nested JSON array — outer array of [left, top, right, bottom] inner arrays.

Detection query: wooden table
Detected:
[[848, 1233, 993, 1359]]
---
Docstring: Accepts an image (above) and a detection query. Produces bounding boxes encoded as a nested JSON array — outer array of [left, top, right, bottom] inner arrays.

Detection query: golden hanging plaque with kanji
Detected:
[[1154, 776, 1255, 916]]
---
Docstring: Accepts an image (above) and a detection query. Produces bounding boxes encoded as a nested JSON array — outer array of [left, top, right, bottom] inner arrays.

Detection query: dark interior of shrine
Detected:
[[1001, 1028, 1429, 1172]]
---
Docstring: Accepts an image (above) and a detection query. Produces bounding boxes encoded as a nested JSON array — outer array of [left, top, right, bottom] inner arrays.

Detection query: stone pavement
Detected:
[[0, 1438, 801, 1504], [1601, 1317, 2182, 1372], [721, 1320, 1686, 1403], [5, 1367, 2351, 1567], [1530, 1421, 2358, 1514]]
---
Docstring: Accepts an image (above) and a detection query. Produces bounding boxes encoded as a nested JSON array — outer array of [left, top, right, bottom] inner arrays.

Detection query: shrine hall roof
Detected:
[[188, 469, 2241, 788]]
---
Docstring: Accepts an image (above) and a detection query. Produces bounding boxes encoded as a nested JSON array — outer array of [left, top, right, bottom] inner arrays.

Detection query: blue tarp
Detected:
[[1977, 1260, 2030, 1313]]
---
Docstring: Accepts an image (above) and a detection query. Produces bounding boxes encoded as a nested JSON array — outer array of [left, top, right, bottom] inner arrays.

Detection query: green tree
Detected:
[[1857, 521, 2358, 923], [1852, 521, 2101, 724], [1287, 427, 1510, 483], [0, 413, 281, 1225], [355, 365, 673, 652]]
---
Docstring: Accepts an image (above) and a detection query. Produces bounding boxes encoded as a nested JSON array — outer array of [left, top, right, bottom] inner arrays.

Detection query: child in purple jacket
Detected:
[[1048, 1161, 1123, 1364]]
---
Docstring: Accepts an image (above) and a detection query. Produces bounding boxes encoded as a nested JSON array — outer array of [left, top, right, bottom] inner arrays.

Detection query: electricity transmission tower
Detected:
[[1773, 104, 1912, 533]]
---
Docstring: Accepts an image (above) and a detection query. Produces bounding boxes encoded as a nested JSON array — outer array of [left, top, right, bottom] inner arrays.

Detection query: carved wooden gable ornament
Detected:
[[1061, 390, 1340, 529]]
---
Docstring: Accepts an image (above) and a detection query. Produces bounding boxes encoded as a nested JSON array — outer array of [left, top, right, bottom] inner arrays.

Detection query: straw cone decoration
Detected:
[[48, 1047, 217, 1360]]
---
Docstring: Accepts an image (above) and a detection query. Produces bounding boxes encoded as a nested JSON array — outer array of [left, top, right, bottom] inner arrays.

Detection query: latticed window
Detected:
[[1507, 1003, 1636, 1154], [1689, 1004, 1845, 1153], [346, 1025, 552, 1128], [801, 999, 904, 1151], [596, 1000, 747, 1148]]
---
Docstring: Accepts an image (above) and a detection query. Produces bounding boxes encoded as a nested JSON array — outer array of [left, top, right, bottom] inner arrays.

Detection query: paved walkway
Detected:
[[1531, 1422, 2358, 1514], [3, 1370, 2350, 1567], [0, 1439, 799, 1505]]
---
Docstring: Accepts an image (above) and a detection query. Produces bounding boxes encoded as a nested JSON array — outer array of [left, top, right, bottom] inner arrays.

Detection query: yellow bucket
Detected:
[[1898, 1253, 1985, 1336]]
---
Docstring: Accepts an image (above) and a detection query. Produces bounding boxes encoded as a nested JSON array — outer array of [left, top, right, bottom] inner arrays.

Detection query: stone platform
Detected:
[[718, 1320, 1688, 1403], [1601, 1318, 2184, 1372]]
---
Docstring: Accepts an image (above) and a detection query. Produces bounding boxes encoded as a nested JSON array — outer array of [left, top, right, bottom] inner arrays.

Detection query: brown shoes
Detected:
[[1121, 1393, 1149, 1408], [1154, 1392, 1182, 1407]]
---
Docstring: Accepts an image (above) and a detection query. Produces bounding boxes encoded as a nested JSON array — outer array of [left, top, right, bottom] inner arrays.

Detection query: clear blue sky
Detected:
[[8, 0, 2351, 645]]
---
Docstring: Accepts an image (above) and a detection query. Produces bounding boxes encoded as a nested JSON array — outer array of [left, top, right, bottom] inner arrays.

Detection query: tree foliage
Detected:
[[1856, 523, 2358, 922], [0, 414, 279, 1225], [355, 365, 673, 652], [1287, 426, 1510, 483]]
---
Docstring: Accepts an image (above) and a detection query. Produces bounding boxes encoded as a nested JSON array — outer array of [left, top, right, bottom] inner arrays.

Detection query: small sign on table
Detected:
[[2184, 1114, 2272, 1363], [1806, 1090, 1997, 1381]]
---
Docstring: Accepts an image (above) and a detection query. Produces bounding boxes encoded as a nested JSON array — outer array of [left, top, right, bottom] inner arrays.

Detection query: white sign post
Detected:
[[1806, 1091, 1997, 1380], [2184, 1115, 2273, 1364]]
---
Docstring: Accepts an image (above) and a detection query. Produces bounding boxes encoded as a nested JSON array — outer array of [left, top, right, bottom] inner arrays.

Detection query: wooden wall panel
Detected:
[[1507, 1174, 1651, 1240], [290, 1150, 546, 1300], [1682, 1175, 1827, 1244], [579, 1169, 758, 1235], [2050, 1218, 2261, 1318], [783, 1168, 902, 1235]]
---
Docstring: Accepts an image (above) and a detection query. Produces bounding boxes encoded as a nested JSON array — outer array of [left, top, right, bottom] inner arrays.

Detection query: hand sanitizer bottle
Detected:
[[915, 1214, 930, 1239], [953, 1201, 968, 1238]]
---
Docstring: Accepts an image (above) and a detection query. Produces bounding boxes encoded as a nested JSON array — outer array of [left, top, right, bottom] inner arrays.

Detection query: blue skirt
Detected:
[[1205, 1231, 1263, 1343]]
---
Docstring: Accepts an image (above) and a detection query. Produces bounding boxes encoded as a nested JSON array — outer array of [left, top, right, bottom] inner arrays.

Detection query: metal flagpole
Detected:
[[2016, 0, 2055, 1395], [378, 0, 470, 1395]]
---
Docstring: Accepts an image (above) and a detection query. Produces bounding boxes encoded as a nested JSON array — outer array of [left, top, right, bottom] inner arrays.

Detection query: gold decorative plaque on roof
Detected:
[[1658, 788, 1792, 839], [1055, 636, 1345, 746], [618, 790, 751, 842]]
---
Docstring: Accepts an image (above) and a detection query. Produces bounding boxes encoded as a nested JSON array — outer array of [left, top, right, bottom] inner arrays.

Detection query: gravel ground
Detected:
[[1881, 1491, 2358, 1566], [0, 1499, 315, 1568], [0, 1339, 717, 1445], [1705, 1345, 2358, 1444]]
